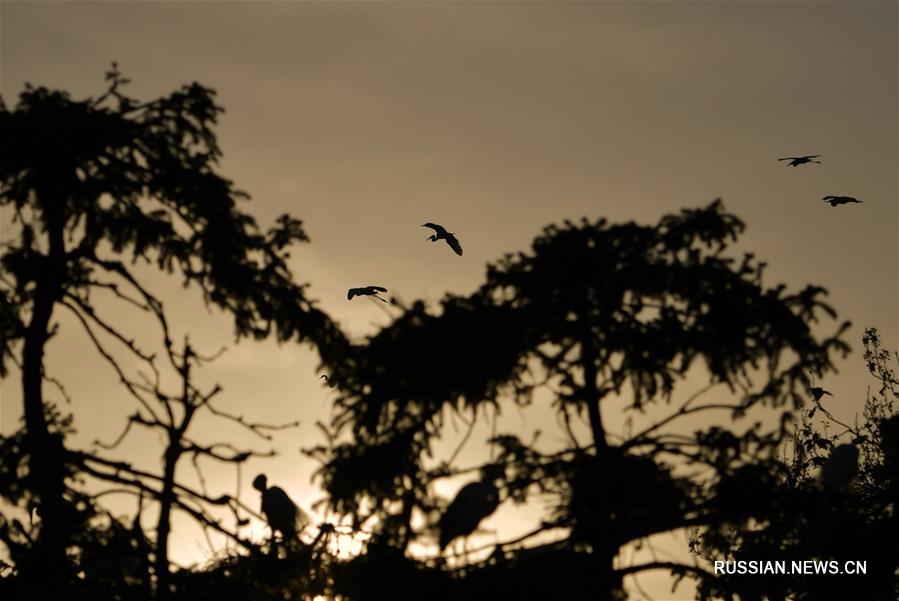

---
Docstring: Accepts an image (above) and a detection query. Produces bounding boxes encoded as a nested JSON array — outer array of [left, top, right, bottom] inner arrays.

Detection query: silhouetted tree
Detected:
[[0, 410, 152, 600], [693, 327, 899, 601], [308, 201, 850, 600], [0, 66, 345, 595], [66, 335, 304, 600]]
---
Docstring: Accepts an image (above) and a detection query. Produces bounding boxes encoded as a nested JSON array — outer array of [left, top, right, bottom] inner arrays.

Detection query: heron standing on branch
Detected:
[[423, 223, 463, 256], [252, 474, 309, 541], [819, 441, 860, 490], [778, 154, 821, 167], [438, 465, 503, 554]]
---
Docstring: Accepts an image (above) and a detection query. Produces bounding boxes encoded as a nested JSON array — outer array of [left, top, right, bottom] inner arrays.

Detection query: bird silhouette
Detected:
[[810, 387, 833, 402], [778, 155, 821, 167], [823, 195, 862, 207], [438, 467, 502, 552], [423, 223, 463, 256], [252, 474, 308, 540], [819, 442, 859, 490], [347, 286, 388, 302]]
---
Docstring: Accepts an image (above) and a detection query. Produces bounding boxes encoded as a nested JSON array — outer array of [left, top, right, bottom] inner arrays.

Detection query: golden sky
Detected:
[[1, 1, 896, 598]]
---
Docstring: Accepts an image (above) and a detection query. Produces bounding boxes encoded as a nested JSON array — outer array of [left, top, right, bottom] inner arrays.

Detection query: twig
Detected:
[[616, 560, 713, 580], [93, 416, 136, 450], [204, 402, 300, 441], [447, 410, 478, 466], [41, 368, 72, 404], [61, 299, 162, 423], [462, 521, 561, 556], [64, 292, 157, 364]]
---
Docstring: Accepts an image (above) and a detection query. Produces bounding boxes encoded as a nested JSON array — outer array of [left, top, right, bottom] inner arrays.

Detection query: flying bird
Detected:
[[823, 195, 862, 207], [438, 468, 502, 552], [347, 286, 388, 302], [810, 387, 833, 402], [252, 474, 309, 540], [423, 223, 463, 256], [778, 155, 821, 167], [819, 442, 860, 490]]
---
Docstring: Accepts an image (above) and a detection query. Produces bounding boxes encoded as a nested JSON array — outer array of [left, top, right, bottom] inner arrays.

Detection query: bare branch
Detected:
[[81, 278, 149, 311], [616, 560, 713, 580], [64, 291, 157, 364], [462, 521, 563, 557], [446, 409, 478, 466], [93, 415, 137, 450], [92, 257, 177, 368], [623, 384, 732, 449], [60, 299, 162, 423], [203, 401, 300, 441], [78, 460, 253, 551]]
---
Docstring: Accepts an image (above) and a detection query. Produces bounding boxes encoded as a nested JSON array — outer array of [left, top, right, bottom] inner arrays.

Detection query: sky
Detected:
[[1, 1, 897, 599]]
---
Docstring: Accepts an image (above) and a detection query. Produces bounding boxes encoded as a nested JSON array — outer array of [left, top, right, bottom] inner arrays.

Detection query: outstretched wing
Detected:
[[779, 155, 819, 161], [423, 222, 447, 236], [445, 234, 463, 256], [347, 289, 358, 300]]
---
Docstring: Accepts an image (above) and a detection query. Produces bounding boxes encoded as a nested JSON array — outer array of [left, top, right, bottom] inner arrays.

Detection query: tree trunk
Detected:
[[579, 328, 608, 453], [579, 326, 617, 600], [20, 192, 69, 588], [154, 441, 180, 600]]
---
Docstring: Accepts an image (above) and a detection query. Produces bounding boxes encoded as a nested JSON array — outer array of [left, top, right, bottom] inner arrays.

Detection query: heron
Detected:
[[438, 466, 502, 553], [810, 387, 833, 402], [423, 223, 463, 256], [252, 474, 309, 541], [823, 195, 862, 207], [347, 286, 388, 302], [819, 442, 860, 490], [778, 155, 821, 167]]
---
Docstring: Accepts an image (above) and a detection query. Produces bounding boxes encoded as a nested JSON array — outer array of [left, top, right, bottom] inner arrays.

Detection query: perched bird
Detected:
[[810, 387, 833, 402], [438, 467, 502, 552], [819, 442, 860, 490], [778, 154, 821, 167], [423, 223, 463, 256], [252, 474, 308, 540], [823, 195, 862, 207], [347, 286, 388, 302]]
